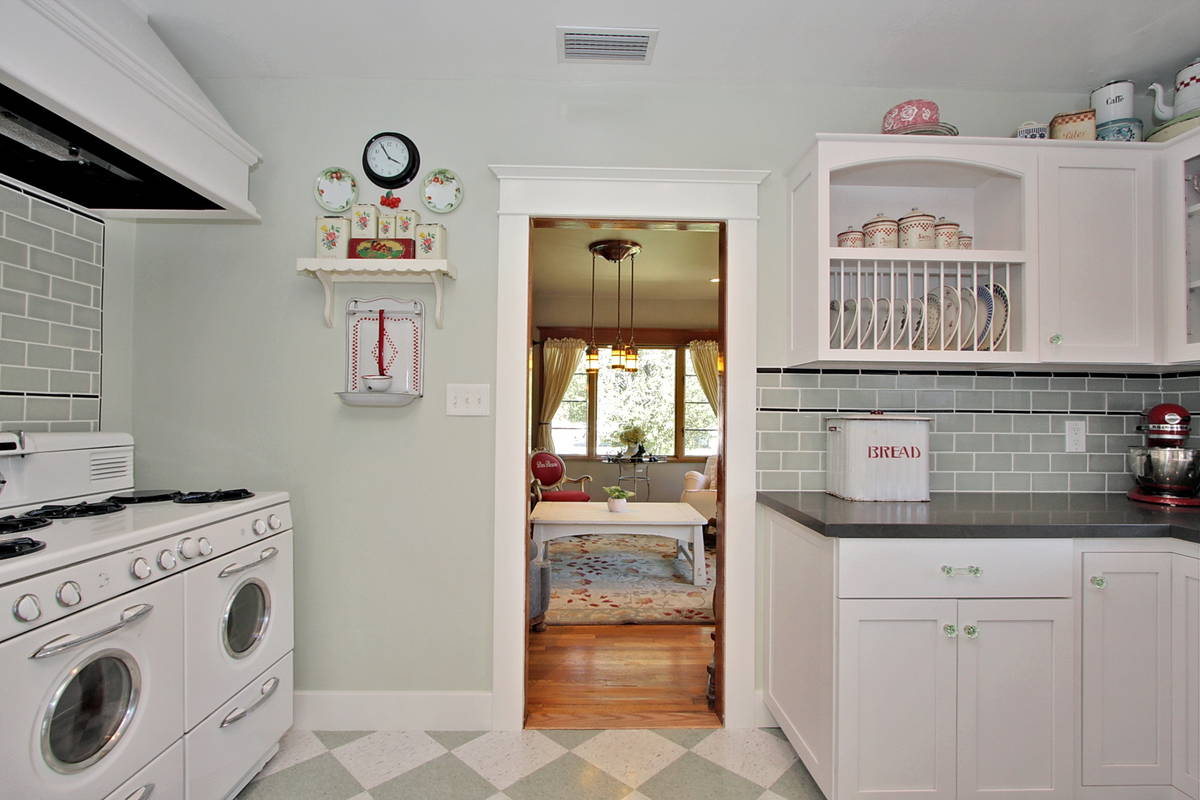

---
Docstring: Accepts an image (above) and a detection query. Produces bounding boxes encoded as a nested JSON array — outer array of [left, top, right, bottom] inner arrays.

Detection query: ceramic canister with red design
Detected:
[[898, 208, 936, 248]]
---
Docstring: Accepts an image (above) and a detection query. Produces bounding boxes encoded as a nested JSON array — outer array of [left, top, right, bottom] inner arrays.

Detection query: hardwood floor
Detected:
[[525, 624, 720, 729]]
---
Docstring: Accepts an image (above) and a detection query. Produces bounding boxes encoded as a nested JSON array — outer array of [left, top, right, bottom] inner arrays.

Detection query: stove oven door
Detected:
[[184, 530, 293, 730], [0, 578, 184, 799]]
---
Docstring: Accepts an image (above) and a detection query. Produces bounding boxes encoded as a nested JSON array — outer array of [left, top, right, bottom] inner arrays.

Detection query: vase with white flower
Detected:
[[603, 485, 635, 512], [617, 425, 646, 457]]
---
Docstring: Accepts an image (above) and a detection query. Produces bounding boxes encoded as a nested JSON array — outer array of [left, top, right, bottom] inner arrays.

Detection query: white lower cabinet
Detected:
[[1175, 555, 1200, 799], [1080, 553, 1173, 787]]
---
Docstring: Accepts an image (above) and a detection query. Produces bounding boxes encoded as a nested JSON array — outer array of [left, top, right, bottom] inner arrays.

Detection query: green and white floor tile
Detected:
[[237, 727, 824, 800]]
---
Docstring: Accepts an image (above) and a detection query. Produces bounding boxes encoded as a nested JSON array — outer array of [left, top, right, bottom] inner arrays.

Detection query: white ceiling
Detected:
[[137, 0, 1198, 92]]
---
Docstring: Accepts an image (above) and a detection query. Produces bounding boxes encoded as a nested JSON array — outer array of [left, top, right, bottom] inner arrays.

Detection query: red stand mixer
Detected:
[[1127, 403, 1200, 506]]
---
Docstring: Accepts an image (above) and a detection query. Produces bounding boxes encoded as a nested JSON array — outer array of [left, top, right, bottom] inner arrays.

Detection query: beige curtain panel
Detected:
[[537, 337, 586, 451], [688, 339, 721, 414]]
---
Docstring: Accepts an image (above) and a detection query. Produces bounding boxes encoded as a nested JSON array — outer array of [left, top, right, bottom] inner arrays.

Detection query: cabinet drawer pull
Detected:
[[943, 623, 958, 638], [1089, 575, 1107, 589], [220, 676, 280, 728], [963, 624, 980, 639], [941, 564, 982, 577]]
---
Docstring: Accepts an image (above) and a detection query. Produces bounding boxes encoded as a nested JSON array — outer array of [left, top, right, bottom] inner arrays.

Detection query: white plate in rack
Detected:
[[874, 297, 891, 347], [841, 299, 858, 348], [974, 285, 994, 349], [907, 297, 923, 349], [940, 287, 961, 349], [855, 298, 874, 348], [955, 287, 977, 350], [829, 300, 841, 346], [981, 283, 1009, 351], [890, 298, 908, 346], [916, 292, 941, 350]]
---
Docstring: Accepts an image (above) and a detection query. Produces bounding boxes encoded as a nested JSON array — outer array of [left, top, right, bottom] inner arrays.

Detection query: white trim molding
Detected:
[[490, 164, 768, 730], [294, 691, 493, 731]]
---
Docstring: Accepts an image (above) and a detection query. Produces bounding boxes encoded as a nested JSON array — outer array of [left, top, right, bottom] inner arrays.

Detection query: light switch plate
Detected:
[[446, 383, 490, 416], [1064, 420, 1086, 452]]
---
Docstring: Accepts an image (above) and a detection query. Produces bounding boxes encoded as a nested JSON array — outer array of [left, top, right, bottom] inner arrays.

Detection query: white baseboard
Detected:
[[294, 691, 493, 731]]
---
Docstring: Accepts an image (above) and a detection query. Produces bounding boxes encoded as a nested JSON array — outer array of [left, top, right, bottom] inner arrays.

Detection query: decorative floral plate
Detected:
[[314, 167, 358, 213], [421, 168, 463, 213]]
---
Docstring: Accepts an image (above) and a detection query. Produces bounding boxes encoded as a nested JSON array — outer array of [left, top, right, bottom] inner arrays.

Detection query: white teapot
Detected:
[[1148, 57, 1200, 121]]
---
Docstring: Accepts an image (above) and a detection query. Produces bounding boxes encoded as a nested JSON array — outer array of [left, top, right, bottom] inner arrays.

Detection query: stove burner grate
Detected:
[[108, 490, 182, 505], [174, 489, 254, 504], [0, 515, 52, 535], [26, 500, 127, 519], [0, 537, 46, 559]]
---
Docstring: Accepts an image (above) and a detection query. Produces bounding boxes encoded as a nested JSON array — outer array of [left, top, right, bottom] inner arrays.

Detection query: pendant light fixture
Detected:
[[624, 249, 638, 372], [588, 239, 641, 372], [585, 248, 599, 374]]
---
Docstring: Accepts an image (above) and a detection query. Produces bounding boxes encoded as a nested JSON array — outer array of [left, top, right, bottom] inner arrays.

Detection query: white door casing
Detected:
[[490, 166, 768, 729], [1175, 555, 1200, 799]]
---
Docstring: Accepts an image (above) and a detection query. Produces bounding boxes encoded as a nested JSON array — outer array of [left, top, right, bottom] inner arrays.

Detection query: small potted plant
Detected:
[[603, 485, 635, 512], [617, 425, 646, 457]]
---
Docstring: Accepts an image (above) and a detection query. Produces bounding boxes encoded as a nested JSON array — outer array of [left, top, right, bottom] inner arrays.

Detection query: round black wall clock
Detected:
[[361, 132, 420, 189]]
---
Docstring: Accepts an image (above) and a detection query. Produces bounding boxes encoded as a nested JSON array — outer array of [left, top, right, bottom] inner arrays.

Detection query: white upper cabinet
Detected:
[[1038, 149, 1156, 363], [1162, 129, 1200, 364]]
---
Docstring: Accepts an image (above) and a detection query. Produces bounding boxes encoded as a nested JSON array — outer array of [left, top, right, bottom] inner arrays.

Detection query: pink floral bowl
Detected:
[[882, 99, 940, 134]]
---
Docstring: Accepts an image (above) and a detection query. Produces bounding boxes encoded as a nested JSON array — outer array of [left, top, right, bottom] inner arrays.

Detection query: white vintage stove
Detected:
[[0, 432, 293, 800]]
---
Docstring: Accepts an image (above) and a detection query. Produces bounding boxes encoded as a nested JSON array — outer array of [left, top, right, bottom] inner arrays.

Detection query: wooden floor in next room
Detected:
[[525, 624, 720, 729]]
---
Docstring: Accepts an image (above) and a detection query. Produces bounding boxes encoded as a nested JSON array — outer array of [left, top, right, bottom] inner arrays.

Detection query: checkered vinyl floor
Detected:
[[236, 727, 824, 800]]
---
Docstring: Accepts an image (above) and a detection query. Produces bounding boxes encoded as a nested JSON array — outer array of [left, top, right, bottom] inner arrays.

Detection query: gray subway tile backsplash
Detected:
[[0, 183, 101, 430], [755, 367, 1200, 494]]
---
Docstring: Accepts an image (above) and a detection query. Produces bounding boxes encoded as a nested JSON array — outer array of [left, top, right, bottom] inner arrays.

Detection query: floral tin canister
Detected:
[[1050, 109, 1097, 141], [315, 216, 349, 259], [349, 238, 415, 259], [415, 223, 446, 259], [898, 208, 936, 249], [1096, 117, 1143, 142], [1016, 121, 1049, 139], [863, 213, 899, 248], [378, 215, 397, 238], [934, 217, 960, 249], [837, 227, 865, 248], [957, 233, 974, 250], [881, 99, 939, 134], [351, 204, 378, 238], [394, 209, 421, 237]]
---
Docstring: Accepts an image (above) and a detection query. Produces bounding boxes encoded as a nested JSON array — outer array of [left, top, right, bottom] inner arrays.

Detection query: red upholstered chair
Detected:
[[529, 451, 593, 502]]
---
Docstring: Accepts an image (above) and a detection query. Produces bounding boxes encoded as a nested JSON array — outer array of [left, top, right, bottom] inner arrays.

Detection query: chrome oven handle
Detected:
[[125, 783, 155, 800], [219, 676, 281, 728], [218, 546, 279, 579], [29, 603, 154, 660]]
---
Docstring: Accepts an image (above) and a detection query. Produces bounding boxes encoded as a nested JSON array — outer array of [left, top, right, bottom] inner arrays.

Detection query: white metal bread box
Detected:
[[826, 414, 931, 501]]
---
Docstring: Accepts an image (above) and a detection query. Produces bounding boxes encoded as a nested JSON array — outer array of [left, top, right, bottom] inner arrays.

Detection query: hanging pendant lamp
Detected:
[[624, 250, 639, 372], [585, 249, 599, 374], [588, 239, 641, 372]]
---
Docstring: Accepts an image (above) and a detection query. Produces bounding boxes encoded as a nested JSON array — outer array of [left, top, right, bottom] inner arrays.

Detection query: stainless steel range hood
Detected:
[[0, 0, 260, 219]]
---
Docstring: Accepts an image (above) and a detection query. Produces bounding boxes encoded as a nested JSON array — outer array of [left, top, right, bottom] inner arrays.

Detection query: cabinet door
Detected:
[[1081, 552, 1173, 785], [1162, 131, 1200, 364], [1038, 149, 1156, 363], [837, 599, 958, 799], [956, 599, 1073, 799], [1176, 555, 1200, 799]]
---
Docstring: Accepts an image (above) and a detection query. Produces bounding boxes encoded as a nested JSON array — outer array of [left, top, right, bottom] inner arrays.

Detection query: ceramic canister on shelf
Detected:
[[1090, 80, 1134, 125], [836, 227, 865, 248], [898, 208, 936, 248], [351, 203, 378, 237], [934, 217, 960, 249], [394, 208, 421, 237], [1096, 117, 1143, 142], [957, 233, 974, 250], [315, 216, 350, 258], [862, 213, 898, 248], [1050, 108, 1097, 140], [378, 214, 397, 238], [415, 223, 446, 259], [1015, 121, 1049, 139]]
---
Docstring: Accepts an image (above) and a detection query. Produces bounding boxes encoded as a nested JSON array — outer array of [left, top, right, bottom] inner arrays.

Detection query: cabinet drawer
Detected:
[[837, 539, 1073, 598]]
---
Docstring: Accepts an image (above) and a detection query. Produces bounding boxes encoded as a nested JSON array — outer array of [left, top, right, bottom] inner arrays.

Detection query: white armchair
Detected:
[[680, 455, 718, 522]]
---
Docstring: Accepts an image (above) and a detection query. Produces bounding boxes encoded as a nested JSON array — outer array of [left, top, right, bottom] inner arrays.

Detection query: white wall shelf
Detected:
[[336, 392, 418, 407], [296, 259, 456, 328]]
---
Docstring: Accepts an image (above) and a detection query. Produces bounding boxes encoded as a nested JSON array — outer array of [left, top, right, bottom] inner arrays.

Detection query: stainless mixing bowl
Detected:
[[1127, 446, 1200, 496]]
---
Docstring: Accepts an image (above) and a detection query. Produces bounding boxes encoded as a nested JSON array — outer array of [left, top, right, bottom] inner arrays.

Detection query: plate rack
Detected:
[[829, 258, 1022, 354]]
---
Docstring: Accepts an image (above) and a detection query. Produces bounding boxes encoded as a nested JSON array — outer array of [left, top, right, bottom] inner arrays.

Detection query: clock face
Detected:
[[361, 132, 420, 189]]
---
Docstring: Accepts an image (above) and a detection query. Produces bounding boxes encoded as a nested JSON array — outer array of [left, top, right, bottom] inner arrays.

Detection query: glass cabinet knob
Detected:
[[1090, 575, 1108, 589], [943, 623, 958, 639], [1048, 333, 1064, 345], [964, 624, 980, 639]]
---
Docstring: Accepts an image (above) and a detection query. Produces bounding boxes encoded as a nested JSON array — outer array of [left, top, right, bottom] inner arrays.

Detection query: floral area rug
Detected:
[[545, 534, 716, 625]]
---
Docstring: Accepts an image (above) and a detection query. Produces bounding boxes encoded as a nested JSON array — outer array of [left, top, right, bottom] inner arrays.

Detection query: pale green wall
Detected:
[[101, 219, 135, 433], [125, 78, 1085, 693]]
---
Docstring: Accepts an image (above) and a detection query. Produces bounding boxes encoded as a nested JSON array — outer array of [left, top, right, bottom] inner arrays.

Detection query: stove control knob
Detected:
[[13, 593, 41, 622], [157, 550, 177, 571], [197, 537, 213, 556], [55, 581, 82, 607], [178, 538, 200, 560], [130, 558, 152, 580], [268, 514, 282, 530], [252, 518, 268, 536]]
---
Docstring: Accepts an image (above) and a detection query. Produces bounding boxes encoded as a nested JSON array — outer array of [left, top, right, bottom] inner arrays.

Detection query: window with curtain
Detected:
[[548, 370, 588, 455], [683, 348, 719, 455]]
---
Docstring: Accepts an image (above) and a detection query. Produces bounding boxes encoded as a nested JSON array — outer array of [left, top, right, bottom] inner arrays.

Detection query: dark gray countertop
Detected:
[[757, 492, 1200, 544]]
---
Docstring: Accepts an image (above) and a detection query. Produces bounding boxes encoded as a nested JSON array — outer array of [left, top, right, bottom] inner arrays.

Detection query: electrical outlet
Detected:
[[1064, 420, 1087, 452], [446, 383, 490, 416]]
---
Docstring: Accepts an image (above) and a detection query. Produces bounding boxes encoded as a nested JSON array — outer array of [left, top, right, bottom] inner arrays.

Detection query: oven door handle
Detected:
[[219, 676, 281, 728], [124, 783, 155, 800], [218, 546, 279, 579], [29, 603, 154, 660]]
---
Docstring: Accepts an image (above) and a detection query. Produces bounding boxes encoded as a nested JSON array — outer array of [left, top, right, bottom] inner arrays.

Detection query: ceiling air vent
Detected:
[[557, 27, 658, 64]]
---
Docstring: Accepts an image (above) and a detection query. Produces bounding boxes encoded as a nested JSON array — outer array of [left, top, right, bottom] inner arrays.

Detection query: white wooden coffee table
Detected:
[[530, 501, 709, 585]]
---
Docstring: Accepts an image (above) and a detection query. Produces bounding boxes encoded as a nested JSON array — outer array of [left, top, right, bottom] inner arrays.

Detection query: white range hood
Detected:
[[0, 0, 260, 219]]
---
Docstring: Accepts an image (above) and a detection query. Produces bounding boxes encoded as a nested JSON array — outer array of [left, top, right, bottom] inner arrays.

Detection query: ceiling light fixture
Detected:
[[709, 277, 720, 283], [588, 239, 642, 372]]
